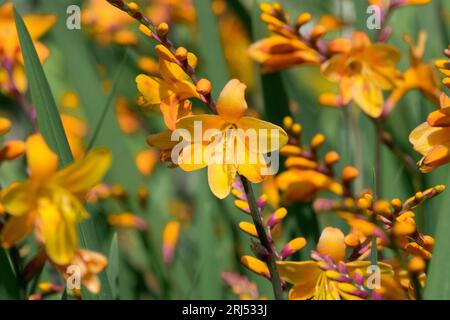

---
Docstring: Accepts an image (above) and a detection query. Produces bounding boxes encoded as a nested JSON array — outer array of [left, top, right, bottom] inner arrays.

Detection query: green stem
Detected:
[[240, 175, 284, 300]]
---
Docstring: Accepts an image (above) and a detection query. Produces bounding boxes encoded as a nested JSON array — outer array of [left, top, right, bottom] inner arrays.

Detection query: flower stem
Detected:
[[240, 175, 285, 300]]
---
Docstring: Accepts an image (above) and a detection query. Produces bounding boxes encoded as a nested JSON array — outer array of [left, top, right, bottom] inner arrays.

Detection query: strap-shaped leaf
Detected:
[[14, 7, 112, 300]]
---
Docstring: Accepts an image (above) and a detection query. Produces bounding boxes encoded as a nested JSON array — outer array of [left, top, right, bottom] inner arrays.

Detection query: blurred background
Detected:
[[0, 0, 449, 299]]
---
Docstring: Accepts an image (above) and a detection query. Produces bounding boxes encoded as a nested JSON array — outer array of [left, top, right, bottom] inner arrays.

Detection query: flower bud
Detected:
[[157, 22, 169, 38], [310, 133, 325, 150], [408, 256, 425, 274], [196, 79, 212, 95], [0, 117, 12, 135], [0, 140, 26, 161], [324, 151, 340, 165], [239, 221, 258, 238], [342, 166, 359, 182], [241, 256, 270, 279], [139, 24, 153, 38], [175, 47, 188, 61], [281, 237, 306, 259]]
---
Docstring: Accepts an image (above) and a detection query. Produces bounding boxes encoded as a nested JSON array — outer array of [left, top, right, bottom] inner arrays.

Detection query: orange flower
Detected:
[[170, 79, 287, 199], [136, 45, 198, 130], [409, 94, 450, 172], [0, 2, 55, 95], [248, 36, 321, 73], [277, 227, 394, 300], [82, 0, 137, 46], [276, 169, 342, 203], [53, 249, 108, 294], [321, 32, 402, 117], [385, 32, 440, 115]]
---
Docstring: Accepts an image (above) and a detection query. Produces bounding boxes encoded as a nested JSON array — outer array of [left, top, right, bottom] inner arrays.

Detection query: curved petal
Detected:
[[51, 148, 112, 197], [37, 188, 88, 265], [1, 182, 33, 216], [178, 143, 208, 171], [207, 163, 236, 199], [147, 130, 179, 150], [277, 261, 321, 286], [236, 117, 288, 153], [0, 212, 35, 248], [175, 114, 224, 143], [216, 79, 248, 123], [351, 76, 383, 118], [26, 133, 58, 181], [136, 74, 163, 105]]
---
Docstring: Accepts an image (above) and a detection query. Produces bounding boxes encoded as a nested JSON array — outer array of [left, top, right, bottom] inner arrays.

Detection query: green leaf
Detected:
[[424, 204, 450, 299], [193, 0, 230, 97], [0, 249, 20, 299], [107, 233, 120, 300], [14, 7, 73, 166], [14, 7, 113, 300]]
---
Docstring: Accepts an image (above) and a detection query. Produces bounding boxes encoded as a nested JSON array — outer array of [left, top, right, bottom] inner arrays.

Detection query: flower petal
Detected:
[[1, 182, 33, 216], [277, 261, 321, 295], [51, 148, 112, 198], [216, 79, 248, 123], [236, 116, 288, 153], [26, 133, 58, 181], [207, 163, 236, 199], [0, 212, 35, 248], [317, 227, 346, 262], [136, 74, 163, 105]]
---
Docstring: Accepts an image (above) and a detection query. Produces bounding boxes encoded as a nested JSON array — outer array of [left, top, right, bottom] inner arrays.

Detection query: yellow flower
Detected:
[[136, 45, 198, 130], [385, 32, 440, 114], [276, 169, 342, 204], [0, 134, 111, 265], [82, 0, 137, 46], [248, 36, 321, 73], [53, 249, 108, 294], [173, 79, 288, 199], [409, 94, 450, 172], [0, 2, 55, 95], [277, 227, 393, 300], [321, 32, 402, 117]]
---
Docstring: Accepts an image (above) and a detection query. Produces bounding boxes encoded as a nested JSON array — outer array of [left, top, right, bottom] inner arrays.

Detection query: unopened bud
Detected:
[[196, 79, 212, 95], [295, 12, 311, 29], [342, 166, 359, 182], [157, 22, 169, 38], [408, 256, 425, 274], [324, 151, 340, 165], [310, 133, 325, 150], [283, 116, 293, 130], [175, 47, 188, 61], [281, 237, 306, 259]]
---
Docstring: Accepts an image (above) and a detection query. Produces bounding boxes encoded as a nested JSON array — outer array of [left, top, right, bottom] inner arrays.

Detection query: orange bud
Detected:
[[310, 133, 325, 150], [139, 24, 153, 38], [310, 25, 326, 39], [279, 145, 302, 157], [391, 198, 402, 211], [423, 235, 435, 251], [374, 200, 391, 216], [241, 256, 270, 279], [111, 184, 126, 200], [175, 47, 188, 61], [295, 12, 311, 28], [127, 2, 139, 12], [108, 212, 148, 230], [285, 156, 317, 169], [282, 116, 293, 130], [196, 79, 212, 95], [239, 221, 258, 237], [317, 227, 346, 262], [324, 151, 340, 165], [342, 166, 359, 181], [291, 123, 302, 135], [408, 256, 425, 274], [0, 140, 26, 161], [162, 220, 181, 264], [234, 199, 250, 213], [0, 117, 12, 135], [281, 237, 306, 258], [157, 22, 169, 37]]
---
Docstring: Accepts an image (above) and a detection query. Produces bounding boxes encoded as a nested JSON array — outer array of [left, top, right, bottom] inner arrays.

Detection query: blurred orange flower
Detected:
[[321, 32, 402, 117]]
